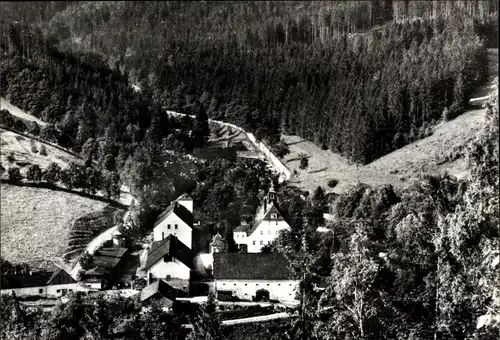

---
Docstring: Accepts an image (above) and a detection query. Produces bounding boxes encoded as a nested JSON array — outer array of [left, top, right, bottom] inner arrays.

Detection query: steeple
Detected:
[[267, 181, 276, 203]]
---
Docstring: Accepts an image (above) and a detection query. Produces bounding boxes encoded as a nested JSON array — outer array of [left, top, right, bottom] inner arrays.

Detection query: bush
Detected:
[[42, 162, 62, 184], [327, 179, 339, 188], [7, 152, 15, 163], [28, 121, 40, 136], [40, 144, 47, 156], [8, 167, 23, 183], [26, 164, 42, 182], [79, 252, 94, 270], [299, 156, 309, 170]]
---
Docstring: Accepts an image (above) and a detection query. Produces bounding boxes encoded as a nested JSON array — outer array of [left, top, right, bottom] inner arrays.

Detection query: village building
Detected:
[[144, 235, 193, 293], [1, 267, 88, 298], [209, 232, 227, 254], [213, 253, 299, 302], [140, 279, 184, 309], [233, 184, 290, 253], [80, 247, 128, 290], [152, 193, 195, 249]]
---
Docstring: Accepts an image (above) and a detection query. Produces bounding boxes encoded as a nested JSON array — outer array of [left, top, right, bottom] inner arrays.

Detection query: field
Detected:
[[0, 128, 81, 176], [0, 183, 109, 270]]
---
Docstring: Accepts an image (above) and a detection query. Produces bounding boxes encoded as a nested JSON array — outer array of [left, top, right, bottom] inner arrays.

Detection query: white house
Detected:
[[145, 235, 193, 284], [1, 267, 91, 299], [213, 253, 299, 302], [152, 194, 194, 249], [233, 184, 290, 253]]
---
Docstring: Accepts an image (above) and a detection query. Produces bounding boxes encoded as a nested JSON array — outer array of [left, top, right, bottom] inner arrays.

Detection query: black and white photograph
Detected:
[[0, 1, 498, 339]]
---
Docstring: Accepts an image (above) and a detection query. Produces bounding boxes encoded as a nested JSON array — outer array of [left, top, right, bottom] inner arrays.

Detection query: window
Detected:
[[39, 288, 43, 294], [276, 221, 278, 225], [260, 240, 263, 245], [256, 284, 259, 286], [175, 224, 178, 229], [260, 230, 263, 235], [252, 241, 256, 245], [234, 283, 237, 286], [167, 224, 171, 229], [278, 284, 281, 286], [162, 232, 164, 239], [222, 283, 225, 286], [268, 230, 271, 235], [56, 289, 61, 293], [267, 284, 270, 286], [245, 284, 248, 286]]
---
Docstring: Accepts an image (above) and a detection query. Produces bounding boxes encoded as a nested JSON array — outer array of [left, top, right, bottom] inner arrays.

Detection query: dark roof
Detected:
[[234, 224, 250, 233], [95, 247, 128, 258], [1, 272, 52, 289], [145, 235, 193, 270], [84, 266, 110, 276], [213, 253, 294, 280], [141, 279, 179, 302], [46, 268, 76, 286], [154, 202, 193, 228]]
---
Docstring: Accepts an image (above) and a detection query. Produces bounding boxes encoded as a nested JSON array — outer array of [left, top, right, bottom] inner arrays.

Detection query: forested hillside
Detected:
[[2, 0, 495, 163]]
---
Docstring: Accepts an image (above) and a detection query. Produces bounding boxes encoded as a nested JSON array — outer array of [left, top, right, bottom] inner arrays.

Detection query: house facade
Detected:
[[213, 253, 299, 302], [153, 194, 194, 249], [1, 267, 90, 298], [233, 184, 290, 252], [145, 235, 193, 283]]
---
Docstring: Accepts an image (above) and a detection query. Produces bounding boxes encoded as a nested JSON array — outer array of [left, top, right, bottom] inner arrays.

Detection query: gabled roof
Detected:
[[46, 267, 76, 286], [247, 202, 287, 236], [175, 193, 193, 201], [213, 253, 294, 280], [154, 202, 193, 228], [1, 272, 52, 289], [84, 266, 110, 276], [210, 233, 225, 247], [141, 279, 178, 302], [145, 235, 193, 270], [91, 247, 128, 270]]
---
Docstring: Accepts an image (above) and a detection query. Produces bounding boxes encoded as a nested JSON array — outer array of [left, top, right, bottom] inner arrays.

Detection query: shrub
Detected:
[[299, 156, 309, 170], [26, 164, 42, 182], [40, 144, 47, 156], [7, 152, 15, 163], [8, 167, 23, 183], [28, 121, 40, 136], [327, 179, 339, 188], [42, 162, 62, 184], [79, 252, 94, 270]]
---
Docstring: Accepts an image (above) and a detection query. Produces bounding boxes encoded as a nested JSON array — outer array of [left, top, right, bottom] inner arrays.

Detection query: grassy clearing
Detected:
[[0, 128, 82, 176], [0, 183, 108, 270], [283, 107, 487, 195]]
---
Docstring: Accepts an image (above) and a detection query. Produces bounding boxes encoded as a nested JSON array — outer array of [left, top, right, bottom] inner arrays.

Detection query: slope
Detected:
[[283, 49, 498, 195]]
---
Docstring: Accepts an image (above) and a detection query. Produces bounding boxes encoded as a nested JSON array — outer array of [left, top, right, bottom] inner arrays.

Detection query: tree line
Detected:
[[266, 96, 499, 339], [3, 1, 494, 163]]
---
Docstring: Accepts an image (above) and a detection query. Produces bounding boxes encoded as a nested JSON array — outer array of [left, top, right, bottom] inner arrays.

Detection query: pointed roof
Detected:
[[175, 193, 193, 201], [145, 235, 193, 270], [210, 233, 225, 247], [46, 267, 77, 286], [247, 202, 287, 236], [154, 202, 193, 228], [141, 279, 178, 302]]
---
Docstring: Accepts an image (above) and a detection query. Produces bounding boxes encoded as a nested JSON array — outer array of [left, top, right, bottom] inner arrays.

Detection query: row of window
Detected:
[[167, 224, 178, 230]]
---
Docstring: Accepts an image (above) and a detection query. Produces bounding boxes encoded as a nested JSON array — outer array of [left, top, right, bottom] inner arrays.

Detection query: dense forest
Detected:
[[1, 1, 496, 163], [2, 92, 498, 340]]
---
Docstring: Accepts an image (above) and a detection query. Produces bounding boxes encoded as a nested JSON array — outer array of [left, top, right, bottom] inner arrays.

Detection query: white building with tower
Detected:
[[233, 184, 290, 253]]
